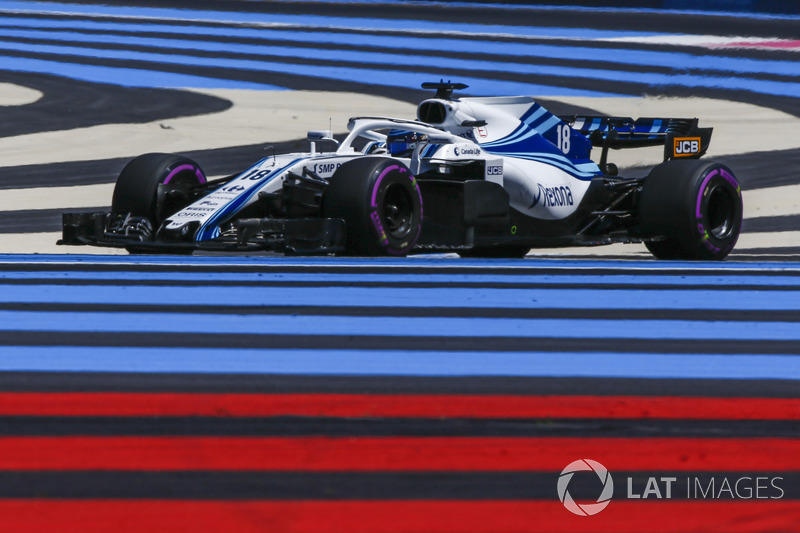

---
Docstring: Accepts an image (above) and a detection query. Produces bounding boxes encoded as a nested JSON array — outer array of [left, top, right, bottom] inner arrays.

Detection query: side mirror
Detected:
[[307, 130, 339, 156], [307, 130, 338, 144]]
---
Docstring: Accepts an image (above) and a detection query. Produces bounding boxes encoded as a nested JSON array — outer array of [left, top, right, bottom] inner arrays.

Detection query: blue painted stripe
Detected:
[[0, 1, 668, 39], [0, 253, 795, 380], [4, 254, 800, 271], [0, 50, 621, 96], [0, 21, 796, 95], [1, 285, 800, 310], [0, 17, 797, 78], [1, 310, 799, 341], [0, 56, 286, 90], [0, 38, 640, 96], [262, 1, 800, 20], [3, 271, 800, 286], [0, 346, 796, 379]]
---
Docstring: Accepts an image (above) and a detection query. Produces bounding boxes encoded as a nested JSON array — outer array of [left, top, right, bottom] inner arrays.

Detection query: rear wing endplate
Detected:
[[562, 115, 713, 162]]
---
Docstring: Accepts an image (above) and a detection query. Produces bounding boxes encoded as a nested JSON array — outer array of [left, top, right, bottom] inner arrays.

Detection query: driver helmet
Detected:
[[387, 130, 425, 157]]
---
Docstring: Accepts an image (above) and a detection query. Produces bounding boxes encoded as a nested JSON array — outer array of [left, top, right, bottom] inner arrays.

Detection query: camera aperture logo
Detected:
[[557, 459, 614, 516]]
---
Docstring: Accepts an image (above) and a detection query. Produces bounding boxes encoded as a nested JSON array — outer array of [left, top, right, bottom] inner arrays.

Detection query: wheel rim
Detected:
[[158, 169, 202, 222], [705, 182, 738, 240], [381, 183, 414, 239]]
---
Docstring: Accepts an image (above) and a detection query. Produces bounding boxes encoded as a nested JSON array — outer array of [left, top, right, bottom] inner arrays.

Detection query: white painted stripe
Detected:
[[0, 233, 127, 254], [0, 90, 416, 168], [0, 183, 114, 211], [0, 82, 42, 106], [744, 185, 800, 219], [604, 35, 800, 51], [736, 231, 800, 250]]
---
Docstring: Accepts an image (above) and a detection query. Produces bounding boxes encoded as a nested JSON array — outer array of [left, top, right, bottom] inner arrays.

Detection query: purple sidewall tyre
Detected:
[[112, 153, 207, 226], [639, 159, 743, 260], [323, 157, 423, 256]]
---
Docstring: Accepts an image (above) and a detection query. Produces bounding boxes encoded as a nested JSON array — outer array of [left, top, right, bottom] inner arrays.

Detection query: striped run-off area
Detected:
[[0, 0, 796, 97], [0, 0, 799, 531], [0, 254, 798, 531]]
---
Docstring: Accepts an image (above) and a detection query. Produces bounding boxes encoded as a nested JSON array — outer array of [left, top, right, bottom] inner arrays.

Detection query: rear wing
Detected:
[[562, 115, 713, 162]]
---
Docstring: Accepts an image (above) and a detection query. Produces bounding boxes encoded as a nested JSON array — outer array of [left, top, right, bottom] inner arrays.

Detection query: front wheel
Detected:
[[639, 159, 742, 260], [322, 157, 423, 256], [112, 153, 207, 226]]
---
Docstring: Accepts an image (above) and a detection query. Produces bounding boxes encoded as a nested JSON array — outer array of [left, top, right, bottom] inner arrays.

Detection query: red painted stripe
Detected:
[[0, 500, 798, 533], [724, 39, 800, 49], [1, 392, 799, 419], [0, 436, 796, 471]]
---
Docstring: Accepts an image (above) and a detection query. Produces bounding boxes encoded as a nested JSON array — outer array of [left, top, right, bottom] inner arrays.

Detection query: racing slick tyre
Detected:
[[639, 159, 742, 260], [111, 153, 207, 226], [322, 157, 423, 256]]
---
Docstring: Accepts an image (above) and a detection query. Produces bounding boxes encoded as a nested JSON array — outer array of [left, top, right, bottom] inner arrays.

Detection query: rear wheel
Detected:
[[112, 153, 207, 226], [639, 159, 742, 260], [322, 157, 423, 256]]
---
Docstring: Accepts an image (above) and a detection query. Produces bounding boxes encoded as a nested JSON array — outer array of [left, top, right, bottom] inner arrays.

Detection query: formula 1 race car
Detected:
[[61, 81, 743, 260]]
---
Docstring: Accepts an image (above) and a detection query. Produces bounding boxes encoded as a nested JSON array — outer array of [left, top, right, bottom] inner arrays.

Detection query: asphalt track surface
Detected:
[[0, 1, 799, 532]]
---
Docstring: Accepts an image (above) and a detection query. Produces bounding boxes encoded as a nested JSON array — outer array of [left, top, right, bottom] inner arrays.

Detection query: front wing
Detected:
[[59, 212, 346, 255]]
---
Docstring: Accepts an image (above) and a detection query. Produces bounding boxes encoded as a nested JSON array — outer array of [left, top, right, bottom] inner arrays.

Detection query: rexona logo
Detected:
[[557, 459, 614, 516], [673, 137, 701, 158], [530, 184, 574, 208]]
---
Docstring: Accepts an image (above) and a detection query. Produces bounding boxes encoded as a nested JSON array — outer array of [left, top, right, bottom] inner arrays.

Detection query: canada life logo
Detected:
[[557, 459, 614, 516]]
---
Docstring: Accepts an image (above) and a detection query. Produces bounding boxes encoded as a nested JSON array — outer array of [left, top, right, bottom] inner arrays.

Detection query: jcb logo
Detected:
[[674, 137, 701, 157]]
